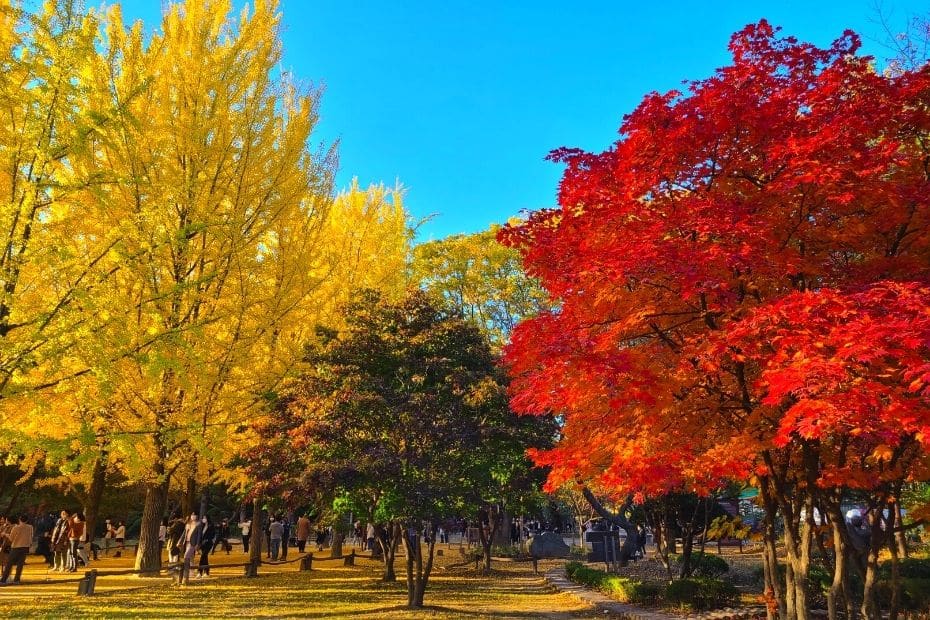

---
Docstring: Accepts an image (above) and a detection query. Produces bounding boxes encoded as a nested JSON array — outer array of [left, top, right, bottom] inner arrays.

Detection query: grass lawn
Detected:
[[0, 546, 595, 618]]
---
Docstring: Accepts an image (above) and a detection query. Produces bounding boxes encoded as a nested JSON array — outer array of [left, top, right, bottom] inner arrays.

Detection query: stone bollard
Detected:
[[343, 550, 355, 567], [77, 569, 98, 596], [300, 553, 313, 571]]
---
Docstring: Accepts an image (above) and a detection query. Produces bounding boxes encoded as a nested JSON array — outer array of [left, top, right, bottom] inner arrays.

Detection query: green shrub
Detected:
[[877, 577, 930, 612], [665, 577, 740, 611], [563, 563, 661, 605], [808, 563, 832, 593], [879, 557, 930, 580], [674, 552, 729, 578], [565, 561, 583, 579]]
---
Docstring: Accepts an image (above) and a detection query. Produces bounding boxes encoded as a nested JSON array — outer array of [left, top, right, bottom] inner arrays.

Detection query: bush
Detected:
[[565, 561, 583, 578], [879, 557, 930, 580], [877, 577, 930, 612], [673, 552, 729, 578], [665, 577, 740, 611], [563, 562, 661, 605]]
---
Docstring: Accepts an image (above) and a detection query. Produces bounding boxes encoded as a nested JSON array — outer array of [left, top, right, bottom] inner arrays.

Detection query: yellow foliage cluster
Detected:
[[0, 0, 410, 527]]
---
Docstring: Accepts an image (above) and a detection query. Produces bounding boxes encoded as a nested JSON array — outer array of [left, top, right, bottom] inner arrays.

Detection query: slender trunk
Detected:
[[827, 511, 848, 620], [379, 521, 400, 582], [248, 494, 263, 567], [759, 477, 786, 620], [83, 453, 108, 557], [887, 504, 900, 620], [134, 479, 169, 574], [478, 507, 496, 574], [404, 527, 417, 608], [893, 502, 908, 559], [414, 525, 437, 607], [698, 497, 709, 556]]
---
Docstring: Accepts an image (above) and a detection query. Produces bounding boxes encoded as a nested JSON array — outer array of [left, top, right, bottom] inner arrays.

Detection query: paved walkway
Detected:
[[545, 567, 676, 620]]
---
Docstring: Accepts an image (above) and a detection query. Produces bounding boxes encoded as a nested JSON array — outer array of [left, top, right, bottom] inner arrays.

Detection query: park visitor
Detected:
[[215, 518, 230, 554], [167, 517, 185, 564], [269, 516, 282, 560], [239, 516, 251, 553], [280, 516, 290, 560], [67, 513, 86, 572], [0, 515, 33, 585], [51, 511, 70, 571], [296, 514, 310, 553], [182, 513, 202, 585], [114, 520, 126, 557], [197, 516, 215, 578]]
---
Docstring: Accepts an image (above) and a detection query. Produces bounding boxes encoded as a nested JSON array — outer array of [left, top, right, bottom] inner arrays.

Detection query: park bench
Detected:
[[715, 538, 744, 553]]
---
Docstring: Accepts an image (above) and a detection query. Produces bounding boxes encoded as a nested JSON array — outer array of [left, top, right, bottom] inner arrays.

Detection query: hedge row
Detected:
[[564, 561, 739, 611]]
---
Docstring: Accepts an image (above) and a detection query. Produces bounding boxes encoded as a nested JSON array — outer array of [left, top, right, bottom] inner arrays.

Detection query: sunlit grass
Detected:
[[0, 547, 593, 618]]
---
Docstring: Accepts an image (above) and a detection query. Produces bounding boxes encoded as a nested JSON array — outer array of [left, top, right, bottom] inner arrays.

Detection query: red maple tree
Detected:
[[502, 21, 930, 620]]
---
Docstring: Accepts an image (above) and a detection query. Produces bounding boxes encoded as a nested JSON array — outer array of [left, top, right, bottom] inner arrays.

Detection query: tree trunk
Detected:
[[199, 485, 210, 520], [248, 494, 263, 567], [580, 486, 640, 566], [379, 521, 400, 582], [82, 453, 107, 558], [181, 474, 197, 518], [134, 479, 169, 575], [860, 507, 882, 620], [404, 522, 437, 608], [886, 503, 900, 620], [330, 529, 344, 558], [893, 501, 908, 559], [827, 513, 847, 620], [404, 527, 418, 608], [760, 478, 786, 620]]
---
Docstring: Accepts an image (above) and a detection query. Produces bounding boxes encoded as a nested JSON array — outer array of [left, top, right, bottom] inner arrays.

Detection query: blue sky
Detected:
[[119, 1, 927, 240]]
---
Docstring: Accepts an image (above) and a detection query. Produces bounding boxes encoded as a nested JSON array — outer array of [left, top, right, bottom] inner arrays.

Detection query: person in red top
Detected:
[[67, 513, 85, 572], [0, 515, 34, 585]]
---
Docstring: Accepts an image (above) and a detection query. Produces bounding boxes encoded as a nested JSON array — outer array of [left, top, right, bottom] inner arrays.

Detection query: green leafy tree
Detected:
[[270, 289, 540, 607]]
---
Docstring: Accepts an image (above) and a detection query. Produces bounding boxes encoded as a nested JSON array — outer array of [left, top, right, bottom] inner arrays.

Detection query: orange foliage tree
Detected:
[[501, 21, 930, 620]]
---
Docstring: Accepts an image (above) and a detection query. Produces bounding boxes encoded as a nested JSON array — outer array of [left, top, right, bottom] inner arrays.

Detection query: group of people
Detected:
[[263, 514, 314, 560], [164, 513, 234, 584]]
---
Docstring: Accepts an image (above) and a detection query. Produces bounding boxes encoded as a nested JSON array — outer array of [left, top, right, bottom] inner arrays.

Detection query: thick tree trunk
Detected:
[[134, 479, 169, 575], [82, 453, 107, 558], [181, 475, 197, 518], [199, 485, 210, 520]]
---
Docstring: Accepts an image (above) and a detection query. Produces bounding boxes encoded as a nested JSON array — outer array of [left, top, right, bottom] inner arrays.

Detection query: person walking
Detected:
[[103, 519, 114, 556], [50, 511, 70, 571], [214, 518, 230, 555], [366, 522, 376, 551], [239, 516, 251, 553], [167, 517, 185, 564], [113, 521, 126, 557], [181, 513, 202, 585], [296, 514, 310, 553], [67, 513, 86, 572], [280, 517, 290, 561], [268, 516, 282, 561], [0, 515, 33, 585], [197, 517, 215, 578]]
